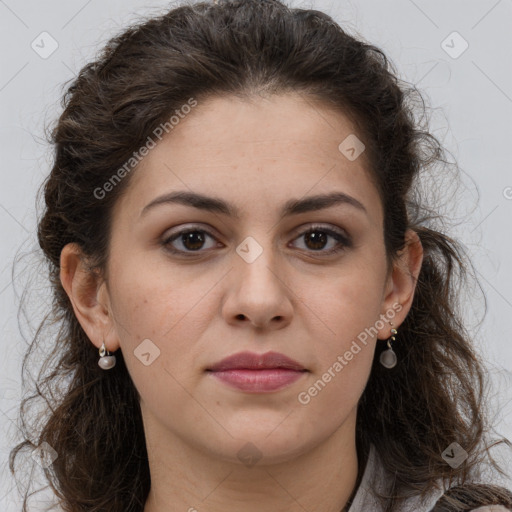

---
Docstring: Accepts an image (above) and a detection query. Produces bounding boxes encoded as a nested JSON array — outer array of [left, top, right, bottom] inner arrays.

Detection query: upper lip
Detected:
[[207, 351, 307, 371]]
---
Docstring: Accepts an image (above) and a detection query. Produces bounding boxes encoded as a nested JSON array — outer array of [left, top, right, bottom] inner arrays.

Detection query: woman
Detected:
[[9, 0, 512, 511]]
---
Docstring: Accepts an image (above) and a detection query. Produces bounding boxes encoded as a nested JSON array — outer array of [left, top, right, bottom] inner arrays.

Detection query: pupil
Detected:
[[305, 231, 326, 250], [183, 232, 204, 250], [180, 230, 328, 251]]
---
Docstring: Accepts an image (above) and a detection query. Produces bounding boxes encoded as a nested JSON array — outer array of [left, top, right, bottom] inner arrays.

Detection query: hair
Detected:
[[8, 0, 512, 511]]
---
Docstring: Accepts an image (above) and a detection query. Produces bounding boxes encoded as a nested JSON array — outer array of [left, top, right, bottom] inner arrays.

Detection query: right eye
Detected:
[[161, 227, 221, 254]]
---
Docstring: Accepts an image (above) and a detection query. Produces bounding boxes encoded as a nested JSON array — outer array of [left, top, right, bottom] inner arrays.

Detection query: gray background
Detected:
[[1, 0, 511, 509]]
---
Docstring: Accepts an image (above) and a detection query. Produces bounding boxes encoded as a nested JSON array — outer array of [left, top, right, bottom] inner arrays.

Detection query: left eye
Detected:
[[291, 226, 351, 254], [162, 225, 351, 255]]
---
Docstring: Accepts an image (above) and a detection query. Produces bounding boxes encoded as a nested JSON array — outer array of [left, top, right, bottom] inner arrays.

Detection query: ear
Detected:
[[377, 228, 424, 339], [59, 243, 120, 353]]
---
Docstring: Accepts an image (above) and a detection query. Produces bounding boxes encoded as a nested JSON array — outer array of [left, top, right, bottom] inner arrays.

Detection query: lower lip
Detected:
[[207, 369, 306, 392]]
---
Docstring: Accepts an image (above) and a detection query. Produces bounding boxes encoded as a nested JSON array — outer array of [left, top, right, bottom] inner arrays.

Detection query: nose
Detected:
[[222, 245, 293, 331]]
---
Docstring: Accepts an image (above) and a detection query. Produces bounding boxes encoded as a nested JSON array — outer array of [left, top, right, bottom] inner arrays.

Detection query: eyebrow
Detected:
[[140, 190, 368, 219]]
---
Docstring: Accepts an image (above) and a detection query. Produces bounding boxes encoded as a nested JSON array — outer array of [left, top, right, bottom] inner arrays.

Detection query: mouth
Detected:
[[205, 351, 308, 393]]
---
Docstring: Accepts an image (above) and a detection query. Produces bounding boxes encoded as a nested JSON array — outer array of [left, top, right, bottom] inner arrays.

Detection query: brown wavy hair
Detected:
[[8, 0, 512, 511]]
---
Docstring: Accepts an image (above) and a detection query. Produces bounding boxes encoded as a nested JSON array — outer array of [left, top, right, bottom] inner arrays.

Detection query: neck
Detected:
[[143, 407, 361, 512]]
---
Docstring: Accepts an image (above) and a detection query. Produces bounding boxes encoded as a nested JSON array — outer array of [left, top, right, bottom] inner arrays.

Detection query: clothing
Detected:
[[347, 443, 511, 512], [472, 507, 511, 512]]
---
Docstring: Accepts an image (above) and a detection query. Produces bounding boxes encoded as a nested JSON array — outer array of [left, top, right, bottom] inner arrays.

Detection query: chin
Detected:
[[205, 422, 319, 467]]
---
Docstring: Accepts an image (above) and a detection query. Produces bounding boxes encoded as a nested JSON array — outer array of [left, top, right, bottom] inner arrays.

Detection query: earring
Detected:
[[98, 341, 116, 370], [379, 322, 398, 369]]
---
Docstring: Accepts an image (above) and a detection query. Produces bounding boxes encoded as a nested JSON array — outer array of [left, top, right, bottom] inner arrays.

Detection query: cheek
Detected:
[[300, 259, 385, 386], [306, 264, 385, 339], [296, 290, 378, 421], [107, 258, 215, 379], [108, 273, 206, 412], [108, 247, 195, 335], [294, 310, 376, 438]]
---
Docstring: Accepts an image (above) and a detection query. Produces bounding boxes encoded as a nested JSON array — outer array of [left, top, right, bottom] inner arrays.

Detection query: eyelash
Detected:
[[161, 224, 352, 256]]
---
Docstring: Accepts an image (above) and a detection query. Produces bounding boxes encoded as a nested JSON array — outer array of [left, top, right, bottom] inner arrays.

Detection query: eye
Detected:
[[290, 225, 352, 255], [162, 227, 219, 254], [161, 224, 352, 256]]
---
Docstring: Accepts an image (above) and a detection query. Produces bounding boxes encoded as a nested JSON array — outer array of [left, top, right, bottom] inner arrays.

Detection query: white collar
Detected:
[[347, 444, 445, 512]]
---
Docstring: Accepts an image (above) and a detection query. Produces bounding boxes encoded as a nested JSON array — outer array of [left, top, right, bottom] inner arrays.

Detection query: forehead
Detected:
[[114, 92, 382, 227], [160, 92, 369, 164]]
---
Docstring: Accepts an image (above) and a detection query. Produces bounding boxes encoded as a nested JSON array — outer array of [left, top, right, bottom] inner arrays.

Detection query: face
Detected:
[[80, 93, 411, 465]]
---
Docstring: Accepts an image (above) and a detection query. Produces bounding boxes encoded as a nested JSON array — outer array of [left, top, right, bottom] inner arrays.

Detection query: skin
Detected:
[[60, 92, 423, 512]]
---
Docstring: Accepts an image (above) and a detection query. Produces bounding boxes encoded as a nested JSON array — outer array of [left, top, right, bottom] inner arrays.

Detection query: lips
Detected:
[[206, 351, 308, 393], [206, 350, 306, 372]]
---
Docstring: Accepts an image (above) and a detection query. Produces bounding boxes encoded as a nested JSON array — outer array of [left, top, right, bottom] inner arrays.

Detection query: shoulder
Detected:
[[469, 507, 511, 512], [362, 445, 512, 512], [350, 444, 512, 512], [431, 482, 512, 512]]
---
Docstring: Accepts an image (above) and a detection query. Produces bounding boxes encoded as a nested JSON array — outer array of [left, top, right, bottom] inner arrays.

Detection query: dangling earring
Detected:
[[379, 322, 398, 369], [98, 341, 116, 370]]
